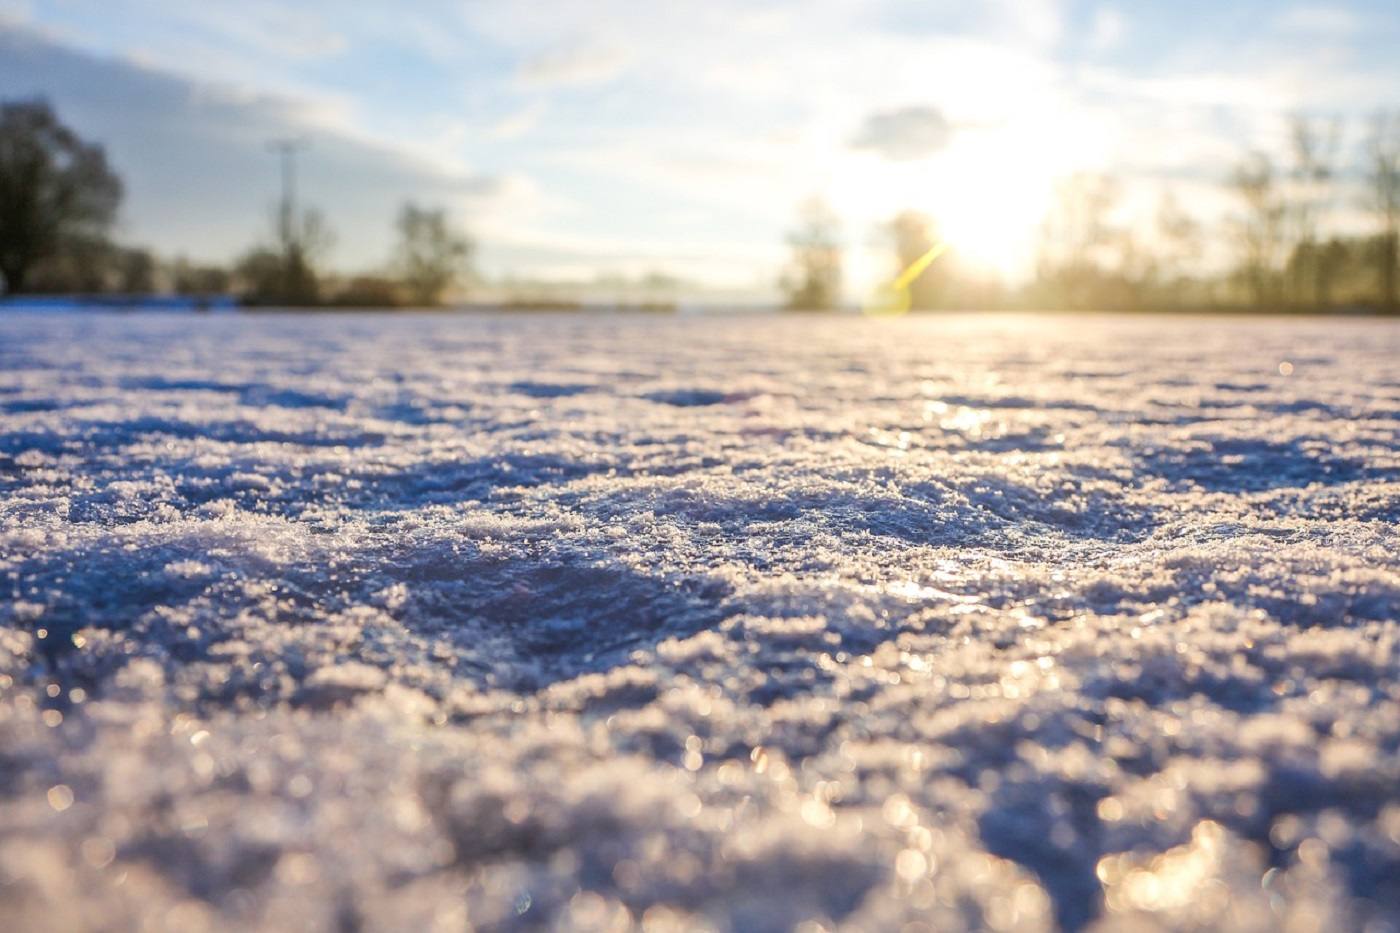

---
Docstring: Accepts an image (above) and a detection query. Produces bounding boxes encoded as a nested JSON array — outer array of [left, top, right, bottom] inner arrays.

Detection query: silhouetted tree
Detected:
[[237, 206, 333, 305], [637, 269, 683, 308], [234, 249, 290, 305], [1365, 111, 1400, 311], [1228, 153, 1287, 308], [26, 235, 116, 293], [393, 202, 474, 306], [883, 210, 946, 309], [117, 248, 155, 294], [1287, 114, 1343, 307], [171, 257, 231, 298], [333, 275, 404, 308], [1154, 191, 1203, 297], [0, 99, 122, 295], [781, 198, 843, 310], [1034, 174, 1128, 309]]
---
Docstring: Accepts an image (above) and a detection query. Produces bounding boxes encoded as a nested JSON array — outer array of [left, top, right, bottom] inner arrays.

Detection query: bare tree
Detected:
[[171, 257, 231, 298], [1034, 174, 1125, 309], [780, 198, 843, 311], [393, 202, 474, 306], [1228, 152, 1287, 309], [0, 99, 122, 295], [1287, 113, 1343, 307], [237, 205, 333, 306], [1155, 190, 1203, 284], [1365, 111, 1400, 310], [117, 247, 155, 294]]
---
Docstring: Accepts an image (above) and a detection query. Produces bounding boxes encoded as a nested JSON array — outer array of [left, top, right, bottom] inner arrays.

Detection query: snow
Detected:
[[1, 310, 1398, 931]]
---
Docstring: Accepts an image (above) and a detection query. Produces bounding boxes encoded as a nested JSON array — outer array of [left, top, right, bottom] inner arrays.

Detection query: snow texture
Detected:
[[1, 310, 1399, 932]]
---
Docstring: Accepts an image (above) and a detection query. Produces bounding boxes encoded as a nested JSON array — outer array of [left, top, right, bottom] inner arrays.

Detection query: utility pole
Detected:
[[268, 139, 307, 254]]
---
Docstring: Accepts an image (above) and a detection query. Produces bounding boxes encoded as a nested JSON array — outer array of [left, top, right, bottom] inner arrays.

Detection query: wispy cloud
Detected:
[[516, 42, 629, 88]]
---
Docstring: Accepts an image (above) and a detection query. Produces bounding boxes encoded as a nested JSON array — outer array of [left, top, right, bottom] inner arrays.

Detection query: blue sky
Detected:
[[2, 0, 1398, 295]]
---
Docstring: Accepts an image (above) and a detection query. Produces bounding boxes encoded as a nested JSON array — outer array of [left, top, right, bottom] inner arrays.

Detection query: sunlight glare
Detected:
[[863, 241, 947, 316]]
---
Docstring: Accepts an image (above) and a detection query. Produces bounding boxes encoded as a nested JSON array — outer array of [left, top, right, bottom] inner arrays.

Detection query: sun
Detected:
[[830, 116, 1088, 288], [935, 184, 1043, 279], [924, 146, 1056, 280]]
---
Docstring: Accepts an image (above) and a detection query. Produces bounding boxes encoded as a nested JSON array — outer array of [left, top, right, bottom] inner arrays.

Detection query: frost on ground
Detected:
[[1, 310, 1399, 932]]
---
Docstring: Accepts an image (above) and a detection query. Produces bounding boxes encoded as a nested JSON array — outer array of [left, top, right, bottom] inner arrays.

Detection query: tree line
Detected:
[[6, 97, 1399, 312], [782, 111, 1400, 313], [0, 99, 474, 306]]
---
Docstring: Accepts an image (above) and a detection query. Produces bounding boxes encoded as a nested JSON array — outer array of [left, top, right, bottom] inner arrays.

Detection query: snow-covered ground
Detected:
[[1, 310, 1398, 932]]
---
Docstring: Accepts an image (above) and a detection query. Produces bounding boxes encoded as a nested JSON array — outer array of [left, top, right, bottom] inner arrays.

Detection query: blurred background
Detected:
[[1, 0, 1398, 312]]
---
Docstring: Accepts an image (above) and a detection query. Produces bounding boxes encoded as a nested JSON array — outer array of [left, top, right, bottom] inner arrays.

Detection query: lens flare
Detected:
[[863, 242, 948, 316]]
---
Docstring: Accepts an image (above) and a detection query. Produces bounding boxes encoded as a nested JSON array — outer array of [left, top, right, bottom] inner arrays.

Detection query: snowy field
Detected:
[[1, 310, 1399, 932]]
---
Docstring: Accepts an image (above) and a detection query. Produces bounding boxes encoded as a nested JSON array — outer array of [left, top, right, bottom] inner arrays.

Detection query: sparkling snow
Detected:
[[1, 311, 1398, 931]]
